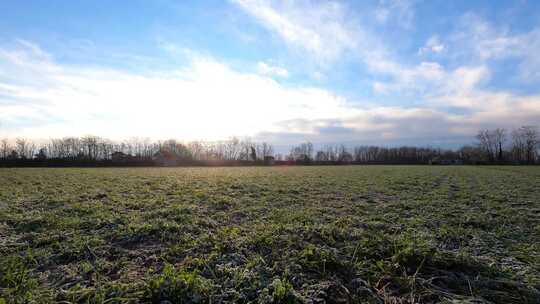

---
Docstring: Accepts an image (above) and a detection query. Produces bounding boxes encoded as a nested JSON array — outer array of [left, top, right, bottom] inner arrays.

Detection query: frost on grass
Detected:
[[0, 166, 539, 303]]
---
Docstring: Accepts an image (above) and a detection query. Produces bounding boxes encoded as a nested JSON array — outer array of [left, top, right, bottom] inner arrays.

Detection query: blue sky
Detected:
[[1, 0, 540, 148]]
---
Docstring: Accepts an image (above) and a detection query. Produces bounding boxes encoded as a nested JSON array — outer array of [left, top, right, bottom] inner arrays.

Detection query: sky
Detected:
[[1, 0, 540, 148]]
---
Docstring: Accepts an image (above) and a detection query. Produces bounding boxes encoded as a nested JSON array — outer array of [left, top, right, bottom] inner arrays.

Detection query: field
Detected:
[[1, 166, 539, 303]]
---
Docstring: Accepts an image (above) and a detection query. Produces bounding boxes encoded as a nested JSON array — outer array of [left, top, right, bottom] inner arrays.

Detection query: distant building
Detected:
[[339, 153, 353, 163], [111, 151, 131, 162], [153, 150, 178, 166], [111, 152, 124, 161], [264, 156, 275, 165]]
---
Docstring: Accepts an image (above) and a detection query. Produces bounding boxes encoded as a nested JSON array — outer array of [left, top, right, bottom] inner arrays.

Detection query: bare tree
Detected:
[[290, 142, 313, 162], [240, 138, 253, 161], [259, 142, 274, 160], [188, 141, 204, 161], [15, 138, 28, 159], [223, 137, 241, 160], [337, 145, 353, 163], [476, 129, 497, 161], [250, 146, 257, 161], [494, 128, 506, 161], [458, 145, 482, 163], [325, 145, 338, 161], [315, 150, 327, 162], [81, 135, 100, 160], [0, 138, 9, 159], [512, 126, 539, 163], [522, 126, 539, 163]]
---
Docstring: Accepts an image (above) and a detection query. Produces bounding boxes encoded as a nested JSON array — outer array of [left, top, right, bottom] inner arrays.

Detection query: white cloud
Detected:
[[456, 14, 520, 60], [257, 93, 540, 146], [257, 62, 289, 78], [231, 0, 431, 88], [0, 41, 358, 140], [232, 0, 364, 64], [369, 60, 446, 94], [369, 53, 492, 107], [1, 41, 539, 147], [231, 0, 449, 94], [449, 13, 540, 81], [418, 36, 445, 55], [232, 1, 540, 105], [375, 0, 416, 29]]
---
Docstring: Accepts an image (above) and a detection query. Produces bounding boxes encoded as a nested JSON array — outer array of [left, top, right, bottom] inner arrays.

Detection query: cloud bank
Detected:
[[1, 39, 539, 147]]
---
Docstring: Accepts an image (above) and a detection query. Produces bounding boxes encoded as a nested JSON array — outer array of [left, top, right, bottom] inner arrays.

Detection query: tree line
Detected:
[[0, 125, 538, 166], [0, 137, 274, 165], [286, 126, 539, 165]]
